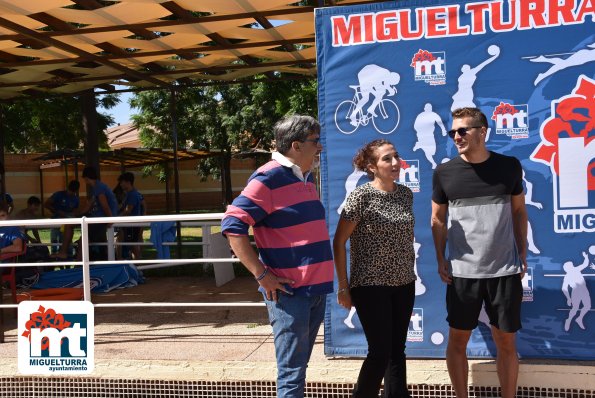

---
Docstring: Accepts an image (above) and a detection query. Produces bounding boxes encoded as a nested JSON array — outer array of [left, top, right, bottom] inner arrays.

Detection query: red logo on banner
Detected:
[[492, 102, 519, 127], [531, 76, 595, 189], [410, 49, 436, 67]]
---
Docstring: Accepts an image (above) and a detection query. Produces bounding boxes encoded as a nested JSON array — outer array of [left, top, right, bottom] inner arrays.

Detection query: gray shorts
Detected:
[[446, 273, 522, 333]]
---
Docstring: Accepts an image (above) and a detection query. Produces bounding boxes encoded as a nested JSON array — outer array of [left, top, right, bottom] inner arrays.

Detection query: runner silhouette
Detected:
[[562, 252, 592, 331], [523, 172, 543, 255], [413, 103, 446, 169]]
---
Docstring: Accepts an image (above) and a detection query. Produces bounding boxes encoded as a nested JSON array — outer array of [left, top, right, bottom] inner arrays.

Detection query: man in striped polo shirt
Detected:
[[221, 115, 334, 398]]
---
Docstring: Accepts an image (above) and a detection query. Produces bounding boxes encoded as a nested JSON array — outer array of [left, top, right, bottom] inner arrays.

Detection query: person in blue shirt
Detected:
[[44, 180, 80, 254], [1, 193, 14, 215], [14, 195, 43, 245], [117, 172, 146, 260], [0, 203, 25, 258], [51, 166, 119, 260], [45, 180, 80, 218]]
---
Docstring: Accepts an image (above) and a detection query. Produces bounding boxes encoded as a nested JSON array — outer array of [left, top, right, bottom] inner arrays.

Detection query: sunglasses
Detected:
[[302, 137, 321, 144], [447, 126, 483, 139]]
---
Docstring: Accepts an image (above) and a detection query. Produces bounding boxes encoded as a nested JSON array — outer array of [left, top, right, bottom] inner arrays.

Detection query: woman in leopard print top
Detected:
[[333, 139, 416, 398]]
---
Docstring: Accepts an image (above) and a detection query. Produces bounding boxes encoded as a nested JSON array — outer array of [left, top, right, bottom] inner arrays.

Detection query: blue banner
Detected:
[[316, 0, 595, 359]]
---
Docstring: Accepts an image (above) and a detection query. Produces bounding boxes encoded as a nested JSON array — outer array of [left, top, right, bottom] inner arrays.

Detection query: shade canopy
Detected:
[[0, 0, 374, 99]]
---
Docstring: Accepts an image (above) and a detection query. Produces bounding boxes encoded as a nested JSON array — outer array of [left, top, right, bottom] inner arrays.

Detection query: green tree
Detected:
[[130, 76, 317, 207], [1, 94, 119, 153]]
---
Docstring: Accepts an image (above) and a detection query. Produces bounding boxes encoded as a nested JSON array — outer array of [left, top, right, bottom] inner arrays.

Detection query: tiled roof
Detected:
[[106, 123, 141, 149]]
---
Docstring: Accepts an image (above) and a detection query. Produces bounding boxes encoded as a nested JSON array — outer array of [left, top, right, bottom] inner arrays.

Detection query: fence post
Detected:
[[107, 224, 116, 261], [81, 217, 92, 301]]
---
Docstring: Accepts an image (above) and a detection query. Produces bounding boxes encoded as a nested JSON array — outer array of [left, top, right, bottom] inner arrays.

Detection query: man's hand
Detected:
[[258, 270, 294, 302], [519, 248, 528, 279], [437, 258, 452, 284]]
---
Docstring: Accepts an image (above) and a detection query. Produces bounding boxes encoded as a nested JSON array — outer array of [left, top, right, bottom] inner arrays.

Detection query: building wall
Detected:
[[2, 154, 257, 214]]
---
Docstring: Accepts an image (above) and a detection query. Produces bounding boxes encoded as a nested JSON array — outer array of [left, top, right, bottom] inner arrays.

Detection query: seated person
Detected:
[[0, 203, 25, 260], [14, 195, 43, 245]]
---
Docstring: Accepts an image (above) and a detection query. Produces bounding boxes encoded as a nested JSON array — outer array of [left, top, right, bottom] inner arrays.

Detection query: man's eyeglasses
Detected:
[[447, 126, 483, 139], [302, 137, 321, 144]]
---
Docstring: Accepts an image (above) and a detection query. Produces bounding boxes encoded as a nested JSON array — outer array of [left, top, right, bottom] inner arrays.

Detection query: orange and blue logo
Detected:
[[530, 75, 595, 233], [408, 308, 423, 342], [522, 267, 534, 302], [411, 49, 446, 85], [399, 159, 420, 192], [492, 102, 529, 139], [18, 301, 94, 375]]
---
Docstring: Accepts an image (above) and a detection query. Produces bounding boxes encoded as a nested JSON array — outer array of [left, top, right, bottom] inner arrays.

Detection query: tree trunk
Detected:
[[81, 90, 99, 180], [0, 104, 6, 201], [221, 149, 233, 207]]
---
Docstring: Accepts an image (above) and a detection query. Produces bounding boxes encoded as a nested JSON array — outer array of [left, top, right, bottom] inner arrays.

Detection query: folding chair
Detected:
[[0, 244, 26, 343], [1, 245, 27, 304]]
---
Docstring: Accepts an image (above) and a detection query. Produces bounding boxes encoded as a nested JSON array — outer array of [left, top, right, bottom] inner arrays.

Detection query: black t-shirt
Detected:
[[432, 152, 523, 203], [432, 151, 524, 278]]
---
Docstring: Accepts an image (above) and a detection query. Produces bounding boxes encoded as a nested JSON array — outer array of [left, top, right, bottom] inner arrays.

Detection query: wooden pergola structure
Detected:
[[0, 0, 379, 210], [0, 0, 377, 96]]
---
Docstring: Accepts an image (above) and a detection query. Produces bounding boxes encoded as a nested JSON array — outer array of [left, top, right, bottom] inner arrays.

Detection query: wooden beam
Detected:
[[0, 16, 170, 87], [0, 58, 315, 89], [0, 37, 315, 68], [0, 7, 314, 41]]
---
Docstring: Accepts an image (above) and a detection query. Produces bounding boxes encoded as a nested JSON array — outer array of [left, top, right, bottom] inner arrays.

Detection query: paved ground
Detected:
[[0, 275, 593, 393], [0, 276, 368, 382]]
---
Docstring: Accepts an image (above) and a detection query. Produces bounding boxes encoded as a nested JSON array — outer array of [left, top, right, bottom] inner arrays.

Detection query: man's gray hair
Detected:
[[274, 115, 320, 154]]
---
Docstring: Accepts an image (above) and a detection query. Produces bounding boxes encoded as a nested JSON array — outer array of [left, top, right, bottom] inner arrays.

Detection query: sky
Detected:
[[99, 90, 134, 126]]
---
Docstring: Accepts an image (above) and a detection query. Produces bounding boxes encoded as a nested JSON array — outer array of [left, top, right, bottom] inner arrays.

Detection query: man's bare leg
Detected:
[[491, 326, 519, 398], [51, 225, 74, 259], [447, 327, 471, 398]]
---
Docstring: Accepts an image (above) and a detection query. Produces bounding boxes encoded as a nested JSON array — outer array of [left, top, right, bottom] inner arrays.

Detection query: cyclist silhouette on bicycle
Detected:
[[349, 64, 400, 127]]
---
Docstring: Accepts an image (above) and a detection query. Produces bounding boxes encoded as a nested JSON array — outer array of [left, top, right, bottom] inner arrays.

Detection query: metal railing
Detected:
[[0, 213, 265, 309]]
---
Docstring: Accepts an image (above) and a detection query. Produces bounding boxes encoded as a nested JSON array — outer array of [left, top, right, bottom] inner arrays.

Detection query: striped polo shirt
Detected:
[[221, 155, 334, 296]]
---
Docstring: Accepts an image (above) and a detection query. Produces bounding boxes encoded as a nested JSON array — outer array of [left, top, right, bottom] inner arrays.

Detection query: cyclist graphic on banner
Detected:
[[335, 64, 401, 135]]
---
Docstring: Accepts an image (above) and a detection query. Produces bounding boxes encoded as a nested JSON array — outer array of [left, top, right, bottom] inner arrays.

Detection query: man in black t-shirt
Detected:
[[431, 107, 528, 398]]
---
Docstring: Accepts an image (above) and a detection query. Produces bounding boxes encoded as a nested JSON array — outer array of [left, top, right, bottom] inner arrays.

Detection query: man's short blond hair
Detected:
[[452, 107, 488, 128]]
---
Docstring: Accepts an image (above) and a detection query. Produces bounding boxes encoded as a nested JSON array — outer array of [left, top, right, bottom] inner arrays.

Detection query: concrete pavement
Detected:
[[0, 276, 364, 382], [0, 276, 593, 395]]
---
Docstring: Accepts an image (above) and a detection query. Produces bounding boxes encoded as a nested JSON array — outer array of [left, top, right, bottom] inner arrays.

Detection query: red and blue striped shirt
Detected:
[[221, 157, 333, 297]]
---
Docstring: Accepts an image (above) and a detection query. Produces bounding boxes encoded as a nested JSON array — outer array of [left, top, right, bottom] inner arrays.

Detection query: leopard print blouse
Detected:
[[341, 182, 416, 288]]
